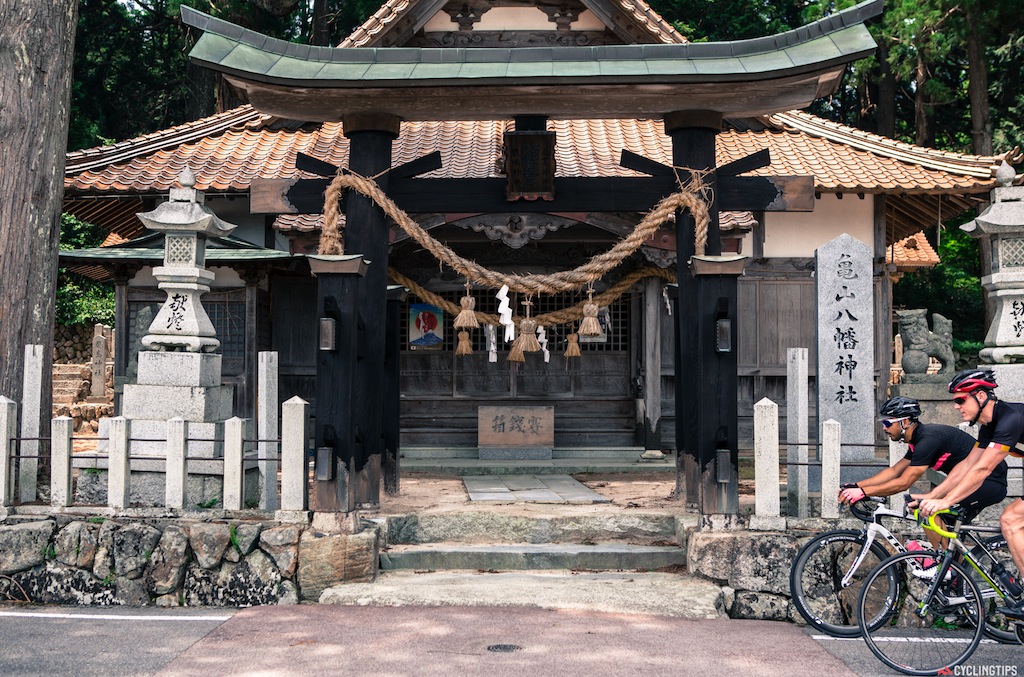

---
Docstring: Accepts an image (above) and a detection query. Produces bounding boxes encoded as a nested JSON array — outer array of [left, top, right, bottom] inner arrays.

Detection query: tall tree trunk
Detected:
[[0, 2, 78, 429], [876, 42, 897, 138], [914, 52, 930, 147], [964, 5, 992, 155], [312, 0, 329, 46]]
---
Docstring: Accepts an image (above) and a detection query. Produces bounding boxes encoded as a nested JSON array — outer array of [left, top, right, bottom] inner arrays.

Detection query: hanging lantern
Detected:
[[456, 330, 473, 356], [453, 281, 479, 329]]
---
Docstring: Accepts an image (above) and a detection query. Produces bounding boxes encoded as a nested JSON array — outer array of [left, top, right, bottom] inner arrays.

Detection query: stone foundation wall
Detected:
[[0, 516, 378, 607], [53, 324, 96, 364]]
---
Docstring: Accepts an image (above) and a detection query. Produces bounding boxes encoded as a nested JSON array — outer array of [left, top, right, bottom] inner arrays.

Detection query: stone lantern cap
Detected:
[[136, 168, 237, 238]]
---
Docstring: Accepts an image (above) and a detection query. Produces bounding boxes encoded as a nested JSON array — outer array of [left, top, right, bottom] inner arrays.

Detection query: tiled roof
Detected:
[[886, 231, 939, 270], [65, 108, 1013, 196]]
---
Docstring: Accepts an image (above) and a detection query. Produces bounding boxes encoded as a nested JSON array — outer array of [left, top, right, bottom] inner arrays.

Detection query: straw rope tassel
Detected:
[[564, 332, 581, 358], [578, 286, 602, 337], [453, 282, 479, 329], [456, 330, 473, 356]]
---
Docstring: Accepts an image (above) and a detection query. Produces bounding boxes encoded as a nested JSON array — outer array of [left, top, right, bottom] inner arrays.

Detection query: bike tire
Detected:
[[974, 534, 1023, 644], [789, 529, 895, 637], [858, 551, 985, 676]]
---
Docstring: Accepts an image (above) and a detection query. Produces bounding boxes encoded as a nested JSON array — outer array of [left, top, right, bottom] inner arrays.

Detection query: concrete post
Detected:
[[19, 344, 45, 502], [50, 416, 73, 507], [108, 417, 130, 510], [821, 419, 841, 518], [0, 396, 16, 507], [223, 417, 245, 511], [166, 418, 187, 510], [786, 347, 809, 517], [753, 398, 780, 518], [750, 398, 788, 531], [888, 439, 908, 514], [258, 351, 279, 510], [280, 396, 308, 511]]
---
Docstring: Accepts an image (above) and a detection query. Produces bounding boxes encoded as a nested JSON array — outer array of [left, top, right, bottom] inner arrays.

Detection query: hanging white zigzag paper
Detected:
[[537, 325, 550, 363], [496, 284, 515, 342], [485, 324, 498, 363]]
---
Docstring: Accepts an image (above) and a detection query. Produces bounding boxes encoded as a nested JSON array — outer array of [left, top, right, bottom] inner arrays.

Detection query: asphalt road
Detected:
[[0, 605, 1021, 677]]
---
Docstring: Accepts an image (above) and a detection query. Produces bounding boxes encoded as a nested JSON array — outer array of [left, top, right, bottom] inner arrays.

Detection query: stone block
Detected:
[[730, 591, 791, 621], [54, 521, 99, 569], [146, 526, 190, 595], [96, 418, 222, 457], [297, 528, 379, 601], [121, 383, 234, 421], [189, 523, 231, 569], [0, 521, 56, 575], [73, 466, 260, 509], [112, 523, 162, 579], [687, 530, 798, 595], [136, 351, 222, 387]]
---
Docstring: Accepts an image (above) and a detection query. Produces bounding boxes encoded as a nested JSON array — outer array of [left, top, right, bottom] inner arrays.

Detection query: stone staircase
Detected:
[[52, 363, 88, 405], [320, 508, 724, 617], [400, 446, 676, 475]]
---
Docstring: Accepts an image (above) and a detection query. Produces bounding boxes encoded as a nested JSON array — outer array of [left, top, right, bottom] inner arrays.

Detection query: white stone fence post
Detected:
[[1, 396, 18, 508], [279, 396, 309, 513], [752, 403, 845, 520]]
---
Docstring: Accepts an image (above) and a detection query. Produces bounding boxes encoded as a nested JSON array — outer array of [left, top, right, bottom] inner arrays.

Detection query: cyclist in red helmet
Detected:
[[841, 396, 1007, 555], [916, 368, 1024, 619]]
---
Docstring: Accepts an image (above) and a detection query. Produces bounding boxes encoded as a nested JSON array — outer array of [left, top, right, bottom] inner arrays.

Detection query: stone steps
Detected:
[[380, 542, 687, 571], [401, 457, 674, 475], [402, 446, 657, 459], [319, 570, 724, 618]]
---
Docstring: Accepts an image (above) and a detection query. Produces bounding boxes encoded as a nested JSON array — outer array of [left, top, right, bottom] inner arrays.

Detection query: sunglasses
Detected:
[[880, 418, 905, 427], [953, 395, 970, 405]]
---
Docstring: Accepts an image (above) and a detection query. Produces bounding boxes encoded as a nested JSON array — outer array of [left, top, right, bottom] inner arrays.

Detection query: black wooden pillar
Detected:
[[383, 284, 406, 496], [312, 256, 367, 513], [343, 113, 399, 509], [667, 110, 739, 515]]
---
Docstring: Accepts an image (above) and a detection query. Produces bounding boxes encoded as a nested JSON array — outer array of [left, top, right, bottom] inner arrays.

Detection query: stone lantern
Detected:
[[137, 167, 235, 352], [962, 161, 1024, 365], [961, 160, 1023, 496]]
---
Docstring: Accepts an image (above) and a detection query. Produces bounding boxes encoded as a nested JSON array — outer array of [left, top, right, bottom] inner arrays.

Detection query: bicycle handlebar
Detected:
[[902, 493, 960, 539]]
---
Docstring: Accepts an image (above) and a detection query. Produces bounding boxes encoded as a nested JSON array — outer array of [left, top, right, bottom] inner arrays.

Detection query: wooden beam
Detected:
[[252, 174, 814, 215]]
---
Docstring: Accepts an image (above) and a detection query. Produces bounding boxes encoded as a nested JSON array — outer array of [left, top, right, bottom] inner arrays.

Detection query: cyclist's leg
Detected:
[[997, 498, 1024, 619]]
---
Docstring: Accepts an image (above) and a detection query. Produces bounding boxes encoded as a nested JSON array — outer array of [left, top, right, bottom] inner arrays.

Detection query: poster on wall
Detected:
[[409, 303, 444, 350]]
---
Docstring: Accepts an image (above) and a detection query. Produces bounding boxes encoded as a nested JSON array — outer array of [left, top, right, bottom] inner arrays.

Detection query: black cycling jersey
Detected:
[[977, 400, 1024, 460], [905, 422, 1008, 485]]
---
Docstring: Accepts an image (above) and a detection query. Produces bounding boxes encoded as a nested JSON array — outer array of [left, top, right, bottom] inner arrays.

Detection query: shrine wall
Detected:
[[759, 194, 874, 258]]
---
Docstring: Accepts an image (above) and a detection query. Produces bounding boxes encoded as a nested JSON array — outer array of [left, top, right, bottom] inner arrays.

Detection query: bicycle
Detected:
[[790, 498, 917, 637], [789, 497, 1022, 642], [856, 506, 1024, 676]]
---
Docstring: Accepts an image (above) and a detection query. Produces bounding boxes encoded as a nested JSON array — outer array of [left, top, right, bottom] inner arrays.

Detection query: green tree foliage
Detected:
[[894, 218, 984, 344], [56, 215, 115, 326]]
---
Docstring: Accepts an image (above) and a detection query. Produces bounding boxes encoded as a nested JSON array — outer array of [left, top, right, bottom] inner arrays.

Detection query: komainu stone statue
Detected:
[[897, 309, 956, 382]]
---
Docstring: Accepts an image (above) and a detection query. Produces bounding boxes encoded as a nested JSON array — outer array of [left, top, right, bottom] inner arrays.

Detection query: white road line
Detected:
[[0, 611, 231, 621], [811, 634, 997, 645]]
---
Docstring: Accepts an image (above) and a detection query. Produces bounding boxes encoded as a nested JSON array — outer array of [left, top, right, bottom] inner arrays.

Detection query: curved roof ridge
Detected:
[[605, 0, 687, 44], [65, 105, 266, 175], [338, 0, 415, 48], [768, 110, 1014, 179]]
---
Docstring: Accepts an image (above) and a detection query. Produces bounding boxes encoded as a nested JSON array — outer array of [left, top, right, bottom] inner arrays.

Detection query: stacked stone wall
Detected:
[[53, 324, 96, 364], [0, 517, 378, 607]]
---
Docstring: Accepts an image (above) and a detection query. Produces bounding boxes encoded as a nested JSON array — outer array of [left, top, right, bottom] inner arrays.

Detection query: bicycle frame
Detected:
[[840, 502, 914, 588]]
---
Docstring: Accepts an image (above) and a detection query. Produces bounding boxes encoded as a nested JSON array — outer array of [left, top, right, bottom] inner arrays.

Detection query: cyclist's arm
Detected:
[[918, 445, 1005, 516], [915, 443, 984, 501], [855, 458, 925, 497]]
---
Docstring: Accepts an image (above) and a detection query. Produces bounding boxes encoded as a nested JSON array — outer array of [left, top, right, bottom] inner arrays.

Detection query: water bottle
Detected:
[[990, 560, 1024, 598]]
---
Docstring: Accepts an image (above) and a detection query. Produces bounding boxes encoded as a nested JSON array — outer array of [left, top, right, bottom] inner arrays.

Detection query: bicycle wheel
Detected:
[[789, 529, 895, 636], [858, 551, 985, 676], [973, 535, 1023, 644]]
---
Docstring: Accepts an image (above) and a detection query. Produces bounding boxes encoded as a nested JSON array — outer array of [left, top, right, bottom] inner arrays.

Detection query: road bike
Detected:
[[790, 497, 1021, 642], [790, 498, 930, 637], [856, 506, 1024, 676]]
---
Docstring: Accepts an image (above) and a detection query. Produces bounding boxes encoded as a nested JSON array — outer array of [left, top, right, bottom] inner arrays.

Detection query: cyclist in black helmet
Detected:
[[840, 395, 1007, 554], [916, 368, 1024, 619]]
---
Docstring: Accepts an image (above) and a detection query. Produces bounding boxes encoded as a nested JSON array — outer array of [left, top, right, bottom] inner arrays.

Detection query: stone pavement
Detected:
[[154, 605, 861, 677], [463, 474, 611, 503]]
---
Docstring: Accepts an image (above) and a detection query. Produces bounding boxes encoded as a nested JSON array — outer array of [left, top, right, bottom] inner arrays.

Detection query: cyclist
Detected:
[[916, 368, 1024, 620], [839, 395, 1007, 555]]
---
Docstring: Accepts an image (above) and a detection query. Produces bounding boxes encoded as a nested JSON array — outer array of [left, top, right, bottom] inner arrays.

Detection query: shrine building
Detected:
[[60, 0, 1019, 510]]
